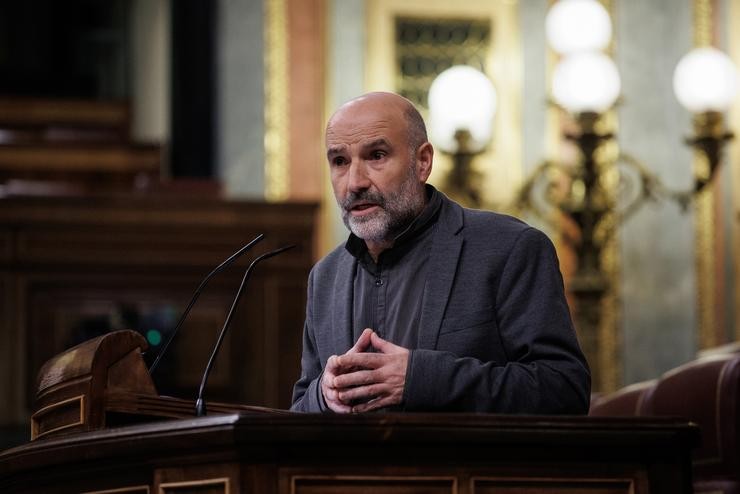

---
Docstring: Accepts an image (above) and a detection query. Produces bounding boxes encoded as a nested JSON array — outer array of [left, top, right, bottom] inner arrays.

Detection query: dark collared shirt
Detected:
[[345, 185, 442, 348]]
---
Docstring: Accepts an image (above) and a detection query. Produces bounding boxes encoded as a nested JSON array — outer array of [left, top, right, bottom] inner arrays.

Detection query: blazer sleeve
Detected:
[[402, 227, 591, 414], [290, 269, 328, 412]]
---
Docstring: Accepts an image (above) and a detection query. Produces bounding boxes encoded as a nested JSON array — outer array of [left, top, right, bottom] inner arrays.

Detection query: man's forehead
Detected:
[[326, 137, 392, 155], [326, 105, 405, 146], [326, 118, 398, 150]]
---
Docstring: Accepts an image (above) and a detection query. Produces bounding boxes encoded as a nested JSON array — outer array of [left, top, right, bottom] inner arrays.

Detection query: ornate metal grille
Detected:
[[395, 17, 490, 110]]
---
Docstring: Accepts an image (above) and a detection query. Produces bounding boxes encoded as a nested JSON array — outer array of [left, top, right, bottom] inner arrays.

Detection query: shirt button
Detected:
[[375, 278, 383, 286]]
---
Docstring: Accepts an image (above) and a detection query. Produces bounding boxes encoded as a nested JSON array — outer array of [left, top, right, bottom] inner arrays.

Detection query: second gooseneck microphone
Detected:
[[195, 243, 296, 417]]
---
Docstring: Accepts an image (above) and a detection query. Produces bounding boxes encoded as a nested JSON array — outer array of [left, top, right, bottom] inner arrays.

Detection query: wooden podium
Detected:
[[0, 331, 699, 494]]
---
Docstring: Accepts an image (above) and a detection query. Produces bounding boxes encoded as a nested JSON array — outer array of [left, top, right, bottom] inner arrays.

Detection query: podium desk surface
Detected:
[[0, 413, 698, 494]]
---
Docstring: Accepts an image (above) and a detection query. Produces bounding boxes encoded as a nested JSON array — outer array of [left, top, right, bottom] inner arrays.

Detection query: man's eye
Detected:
[[370, 150, 386, 160], [332, 157, 347, 166]]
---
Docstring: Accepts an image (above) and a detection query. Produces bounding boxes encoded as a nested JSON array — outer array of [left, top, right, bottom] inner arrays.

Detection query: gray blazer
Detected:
[[291, 193, 590, 413]]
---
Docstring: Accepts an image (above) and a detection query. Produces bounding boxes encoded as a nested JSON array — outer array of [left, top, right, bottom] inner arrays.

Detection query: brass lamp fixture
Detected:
[[428, 65, 497, 209], [525, 38, 623, 375], [673, 46, 738, 192]]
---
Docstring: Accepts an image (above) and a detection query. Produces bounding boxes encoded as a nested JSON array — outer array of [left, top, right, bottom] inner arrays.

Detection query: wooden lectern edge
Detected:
[[4, 413, 700, 465]]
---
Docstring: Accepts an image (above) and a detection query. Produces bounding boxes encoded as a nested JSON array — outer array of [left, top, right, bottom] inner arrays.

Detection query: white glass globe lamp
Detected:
[[428, 65, 497, 154], [673, 47, 739, 113], [552, 52, 621, 114], [546, 0, 612, 54]]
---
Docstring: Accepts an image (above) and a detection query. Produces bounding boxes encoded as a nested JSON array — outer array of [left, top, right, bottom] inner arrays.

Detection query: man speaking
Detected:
[[291, 92, 590, 414]]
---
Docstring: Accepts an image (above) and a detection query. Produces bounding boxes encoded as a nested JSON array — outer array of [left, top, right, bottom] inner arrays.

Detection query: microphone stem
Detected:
[[195, 261, 252, 417], [195, 244, 295, 417]]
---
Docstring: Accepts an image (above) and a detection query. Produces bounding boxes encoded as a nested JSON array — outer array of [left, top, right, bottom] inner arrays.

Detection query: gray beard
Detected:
[[340, 170, 425, 243]]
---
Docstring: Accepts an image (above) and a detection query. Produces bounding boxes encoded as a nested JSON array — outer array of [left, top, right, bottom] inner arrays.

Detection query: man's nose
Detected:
[[347, 161, 370, 192]]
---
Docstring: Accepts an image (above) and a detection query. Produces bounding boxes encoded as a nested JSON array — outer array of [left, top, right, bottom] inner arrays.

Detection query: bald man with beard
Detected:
[[291, 92, 590, 414]]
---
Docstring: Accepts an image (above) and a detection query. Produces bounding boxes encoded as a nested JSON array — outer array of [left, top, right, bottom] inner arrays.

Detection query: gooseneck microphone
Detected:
[[195, 243, 296, 417], [148, 234, 265, 374]]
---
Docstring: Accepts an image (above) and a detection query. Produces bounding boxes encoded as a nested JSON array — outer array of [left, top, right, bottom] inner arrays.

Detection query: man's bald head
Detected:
[[327, 92, 428, 157]]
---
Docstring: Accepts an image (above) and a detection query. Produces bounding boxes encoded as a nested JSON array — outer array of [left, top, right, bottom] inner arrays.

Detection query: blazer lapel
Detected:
[[331, 252, 355, 353], [418, 198, 464, 350]]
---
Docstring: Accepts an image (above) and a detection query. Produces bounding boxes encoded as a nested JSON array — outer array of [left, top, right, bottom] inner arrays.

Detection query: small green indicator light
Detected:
[[146, 329, 162, 346]]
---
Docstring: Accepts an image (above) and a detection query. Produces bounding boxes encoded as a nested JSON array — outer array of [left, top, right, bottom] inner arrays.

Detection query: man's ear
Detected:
[[416, 142, 434, 182]]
